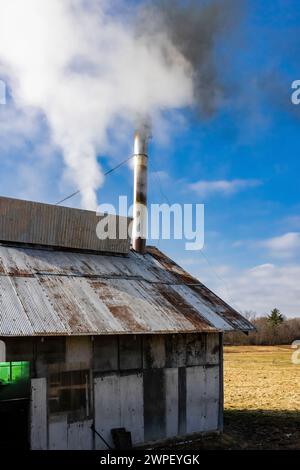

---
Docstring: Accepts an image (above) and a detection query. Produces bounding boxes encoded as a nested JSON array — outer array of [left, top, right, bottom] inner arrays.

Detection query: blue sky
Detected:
[[0, 0, 300, 316]]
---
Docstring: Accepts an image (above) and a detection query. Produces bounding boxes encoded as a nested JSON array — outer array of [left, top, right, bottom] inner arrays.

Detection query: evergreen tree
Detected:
[[267, 308, 285, 327]]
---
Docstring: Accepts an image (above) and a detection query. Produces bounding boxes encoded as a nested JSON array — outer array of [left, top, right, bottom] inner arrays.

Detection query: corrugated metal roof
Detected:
[[0, 244, 254, 336], [0, 196, 130, 254]]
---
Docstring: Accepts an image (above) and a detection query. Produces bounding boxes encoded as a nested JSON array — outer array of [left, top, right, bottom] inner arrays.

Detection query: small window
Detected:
[[0, 362, 30, 385]]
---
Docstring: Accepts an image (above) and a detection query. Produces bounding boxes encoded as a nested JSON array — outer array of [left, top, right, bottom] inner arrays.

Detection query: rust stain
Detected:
[[108, 305, 149, 333], [89, 279, 149, 333], [156, 284, 216, 332], [148, 246, 254, 331], [190, 284, 254, 329], [41, 276, 86, 332], [8, 267, 32, 277], [0, 243, 254, 336], [0, 259, 5, 274]]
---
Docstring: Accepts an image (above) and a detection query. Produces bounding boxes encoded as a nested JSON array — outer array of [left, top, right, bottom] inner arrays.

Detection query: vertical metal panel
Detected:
[[67, 420, 93, 450], [94, 372, 144, 448], [66, 337, 92, 365], [178, 367, 186, 435], [30, 378, 47, 450], [94, 374, 120, 450], [186, 365, 220, 434], [143, 369, 166, 442], [120, 373, 144, 444], [48, 415, 68, 450], [186, 366, 206, 434], [164, 368, 178, 438], [205, 366, 220, 432]]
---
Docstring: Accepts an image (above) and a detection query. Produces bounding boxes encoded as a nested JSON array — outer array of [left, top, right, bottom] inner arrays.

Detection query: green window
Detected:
[[0, 362, 30, 385]]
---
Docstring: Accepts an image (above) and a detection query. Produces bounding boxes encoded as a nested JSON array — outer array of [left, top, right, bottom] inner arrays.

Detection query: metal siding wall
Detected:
[[185, 366, 206, 434], [48, 415, 68, 450], [66, 336, 91, 365], [164, 368, 178, 438], [119, 336, 142, 370], [30, 378, 47, 450], [0, 196, 130, 254], [36, 337, 66, 377], [28, 332, 222, 450], [186, 334, 206, 366], [204, 366, 220, 432], [5, 337, 34, 362], [178, 367, 187, 435], [120, 373, 144, 444], [143, 369, 166, 442], [48, 416, 94, 450], [67, 420, 93, 450], [143, 335, 166, 369], [206, 333, 220, 364], [185, 365, 220, 434], [94, 372, 144, 449], [93, 336, 118, 371], [165, 334, 186, 368], [94, 374, 120, 450]]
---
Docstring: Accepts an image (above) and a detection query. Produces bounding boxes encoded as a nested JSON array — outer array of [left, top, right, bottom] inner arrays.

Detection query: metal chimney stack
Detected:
[[132, 127, 150, 254]]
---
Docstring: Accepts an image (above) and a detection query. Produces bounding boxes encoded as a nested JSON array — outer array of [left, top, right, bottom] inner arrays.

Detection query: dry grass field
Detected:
[[221, 345, 300, 449], [224, 345, 300, 412]]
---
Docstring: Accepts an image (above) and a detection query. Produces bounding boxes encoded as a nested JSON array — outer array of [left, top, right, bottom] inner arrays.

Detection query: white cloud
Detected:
[[218, 263, 300, 317], [189, 261, 300, 318], [189, 179, 261, 198], [259, 232, 300, 258]]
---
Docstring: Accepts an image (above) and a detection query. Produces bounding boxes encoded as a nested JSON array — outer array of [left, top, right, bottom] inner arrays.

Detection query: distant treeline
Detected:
[[225, 316, 300, 346]]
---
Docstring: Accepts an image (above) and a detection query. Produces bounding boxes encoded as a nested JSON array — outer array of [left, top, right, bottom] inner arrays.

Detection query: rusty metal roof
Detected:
[[0, 244, 254, 336]]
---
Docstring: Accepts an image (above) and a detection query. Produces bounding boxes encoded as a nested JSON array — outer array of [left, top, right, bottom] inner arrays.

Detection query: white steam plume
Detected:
[[0, 0, 233, 209]]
